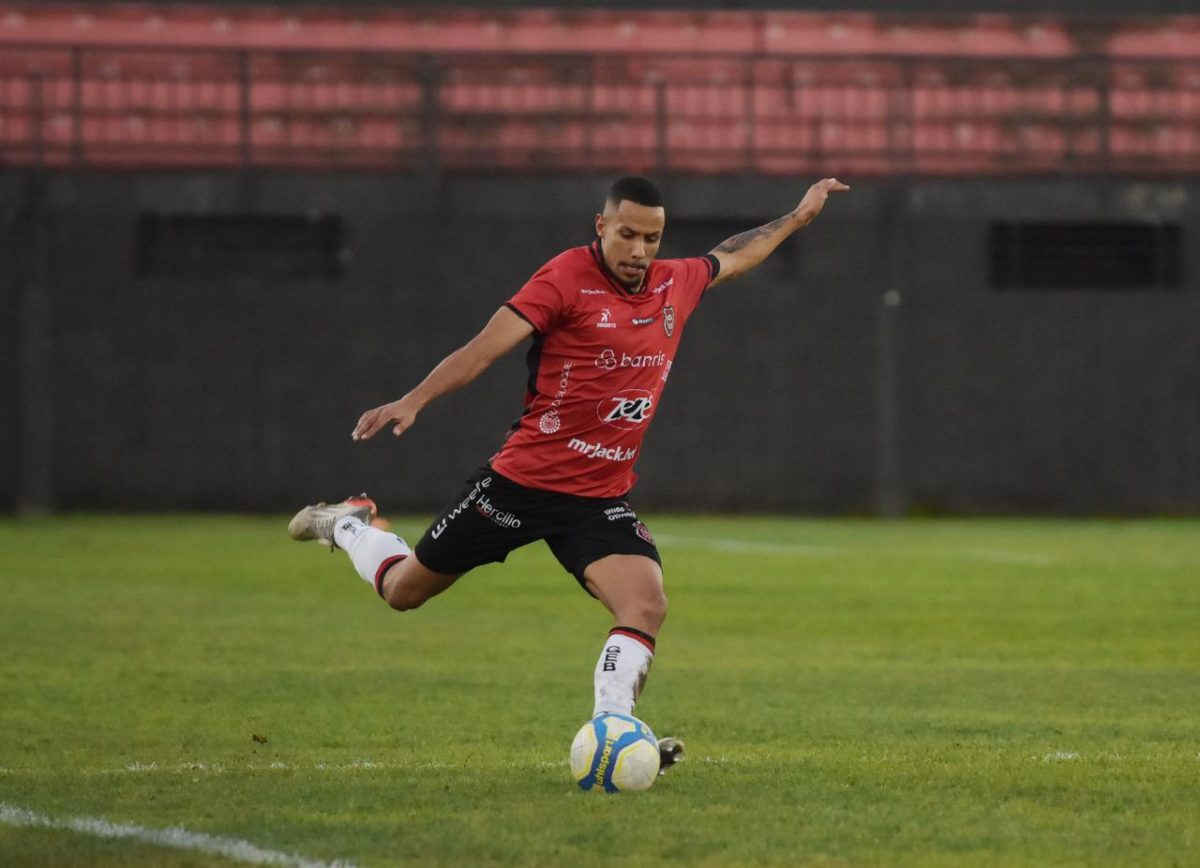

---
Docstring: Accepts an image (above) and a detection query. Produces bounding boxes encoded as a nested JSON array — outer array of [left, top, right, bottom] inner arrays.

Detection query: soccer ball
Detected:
[[570, 713, 660, 792]]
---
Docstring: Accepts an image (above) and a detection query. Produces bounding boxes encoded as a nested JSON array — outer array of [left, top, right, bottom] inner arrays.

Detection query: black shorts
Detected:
[[413, 467, 661, 593]]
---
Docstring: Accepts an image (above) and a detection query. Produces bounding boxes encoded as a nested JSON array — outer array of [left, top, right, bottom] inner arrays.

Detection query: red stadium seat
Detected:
[[1109, 19, 1200, 58], [3, 7, 1200, 173]]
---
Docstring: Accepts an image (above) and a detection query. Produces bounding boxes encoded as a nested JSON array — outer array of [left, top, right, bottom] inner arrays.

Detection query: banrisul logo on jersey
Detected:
[[598, 389, 654, 429]]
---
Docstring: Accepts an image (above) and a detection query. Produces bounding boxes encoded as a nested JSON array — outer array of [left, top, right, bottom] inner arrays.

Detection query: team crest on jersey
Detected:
[[634, 521, 655, 544], [662, 305, 675, 337]]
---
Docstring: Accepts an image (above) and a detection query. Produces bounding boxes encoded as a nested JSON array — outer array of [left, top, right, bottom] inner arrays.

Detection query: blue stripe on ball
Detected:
[[579, 716, 607, 792], [599, 715, 656, 793]]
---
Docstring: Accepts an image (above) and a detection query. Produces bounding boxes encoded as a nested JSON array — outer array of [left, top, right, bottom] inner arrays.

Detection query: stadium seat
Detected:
[[665, 117, 747, 172], [1109, 19, 1200, 58], [3, 8, 1200, 173]]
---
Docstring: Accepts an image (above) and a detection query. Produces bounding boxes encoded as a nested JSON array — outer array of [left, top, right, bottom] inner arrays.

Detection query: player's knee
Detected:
[[653, 590, 669, 626], [637, 588, 668, 632]]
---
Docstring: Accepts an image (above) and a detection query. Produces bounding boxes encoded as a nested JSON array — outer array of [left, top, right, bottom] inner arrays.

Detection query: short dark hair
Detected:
[[606, 176, 664, 210]]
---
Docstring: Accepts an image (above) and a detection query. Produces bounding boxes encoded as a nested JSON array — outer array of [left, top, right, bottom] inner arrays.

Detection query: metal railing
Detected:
[[3, 44, 1200, 174]]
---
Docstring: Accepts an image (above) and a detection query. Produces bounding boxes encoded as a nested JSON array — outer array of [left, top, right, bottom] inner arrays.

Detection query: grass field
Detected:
[[1, 514, 1197, 867]]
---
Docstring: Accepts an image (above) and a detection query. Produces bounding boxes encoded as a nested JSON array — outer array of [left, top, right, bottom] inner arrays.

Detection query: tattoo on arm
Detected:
[[713, 216, 793, 254]]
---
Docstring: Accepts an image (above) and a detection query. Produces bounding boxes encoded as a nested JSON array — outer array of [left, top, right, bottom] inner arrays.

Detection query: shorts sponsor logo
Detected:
[[632, 316, 656, 326], [604, 504, 637, 522], [474, 494, 522, 530], [662, 305, 676, 337], [538, 361, 573, 435], [595, 308, 618, 329], [431, 476, 492, 539], [650, 277, 674, 294], [634, 521, 655, 544], [594, 348, 666, 371], [567, 438, 637, 462], [598, 389, 654, 429]]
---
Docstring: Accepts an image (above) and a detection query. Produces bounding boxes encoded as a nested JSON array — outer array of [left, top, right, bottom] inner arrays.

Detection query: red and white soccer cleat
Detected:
[[287, 493, 378, 550]]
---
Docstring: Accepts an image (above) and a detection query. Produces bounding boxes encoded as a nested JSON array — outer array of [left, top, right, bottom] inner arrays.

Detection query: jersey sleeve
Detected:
[[505, 260, 572, 333], [671, 255, 721, 317]]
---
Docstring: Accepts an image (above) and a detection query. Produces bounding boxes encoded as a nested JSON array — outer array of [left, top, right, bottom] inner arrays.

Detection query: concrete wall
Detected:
[[0, 174, 23, 513], [2, 171, 1197, 514]]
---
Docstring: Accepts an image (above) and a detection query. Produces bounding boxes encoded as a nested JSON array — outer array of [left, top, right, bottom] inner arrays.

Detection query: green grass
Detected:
[[1, 515, 1198, 867]]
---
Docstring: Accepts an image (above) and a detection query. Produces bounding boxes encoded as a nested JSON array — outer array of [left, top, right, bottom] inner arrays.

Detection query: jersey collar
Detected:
[[590, 238, 647, 296]]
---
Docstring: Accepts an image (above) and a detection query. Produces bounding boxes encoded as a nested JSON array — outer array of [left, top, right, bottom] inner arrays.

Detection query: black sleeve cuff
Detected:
[[505, 302, 539, 332], [703, 253, 721, 285]]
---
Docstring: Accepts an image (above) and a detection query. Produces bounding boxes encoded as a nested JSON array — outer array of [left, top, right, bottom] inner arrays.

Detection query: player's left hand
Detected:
[[794, 178, 850, 224]]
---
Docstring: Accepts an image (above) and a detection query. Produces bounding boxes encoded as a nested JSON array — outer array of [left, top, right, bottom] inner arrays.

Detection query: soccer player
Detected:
[[289, 176, 848, 768]]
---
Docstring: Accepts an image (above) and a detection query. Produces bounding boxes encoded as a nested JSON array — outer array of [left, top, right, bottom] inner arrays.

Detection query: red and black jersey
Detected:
[[490, 239, 719, 498]]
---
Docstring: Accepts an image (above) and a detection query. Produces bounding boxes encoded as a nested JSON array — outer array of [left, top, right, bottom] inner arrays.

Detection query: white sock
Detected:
[[592, 627, 656, 717], [333, 517, 411, 597]]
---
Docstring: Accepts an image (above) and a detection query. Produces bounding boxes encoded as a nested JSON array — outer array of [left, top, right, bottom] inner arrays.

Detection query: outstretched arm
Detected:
[[352, 305, 534, 441], [708, 177, 849, 288]]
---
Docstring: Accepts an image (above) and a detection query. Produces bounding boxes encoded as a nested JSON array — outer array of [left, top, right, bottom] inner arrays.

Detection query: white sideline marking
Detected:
[[1044, 751, 1080, 762], [0, 802, 355, 868], [44, 758, 565, 777], [119, 760, 380, 774], [654, 534, 843, 557], [654, 535, 1053, 566]]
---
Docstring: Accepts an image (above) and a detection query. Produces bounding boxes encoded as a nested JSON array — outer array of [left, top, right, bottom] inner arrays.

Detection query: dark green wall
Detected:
[[3, 172, 1198, 514]]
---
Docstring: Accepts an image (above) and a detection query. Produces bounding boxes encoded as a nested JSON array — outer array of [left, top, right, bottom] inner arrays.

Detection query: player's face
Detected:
[[595, 200, 666, 289]]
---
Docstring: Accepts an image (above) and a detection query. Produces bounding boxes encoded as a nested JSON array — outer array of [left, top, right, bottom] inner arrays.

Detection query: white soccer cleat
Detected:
[[657, 737, 685, 775], [287, 494, 378, 551]]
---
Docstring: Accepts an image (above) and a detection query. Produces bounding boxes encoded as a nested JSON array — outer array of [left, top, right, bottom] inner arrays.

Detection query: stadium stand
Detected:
[[1, 4, 1199, 173]]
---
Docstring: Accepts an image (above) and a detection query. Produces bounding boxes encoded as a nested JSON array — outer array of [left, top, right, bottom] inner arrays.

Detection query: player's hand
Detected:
[[794, 178, 850, 224], [352, 398, 419, 441]]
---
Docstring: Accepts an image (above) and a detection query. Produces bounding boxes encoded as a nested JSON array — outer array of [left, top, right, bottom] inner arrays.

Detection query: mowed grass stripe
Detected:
[[1, 515, 1197, 867]]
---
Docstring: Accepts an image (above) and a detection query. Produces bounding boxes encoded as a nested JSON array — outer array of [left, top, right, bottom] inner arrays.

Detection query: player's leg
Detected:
[[546, 509, 666, 719], [375, 556, 460, 611], [584, 554, 685, 771], [583, 554, 666, 717], [288, 496, 434, 600], [547, 512, 685, 771], [286, 499, 468, 609], [290, 469, 537, 611], [585, 554, 668, 635], [335, 516, 465, 610], [544, 516, 667, 720]]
